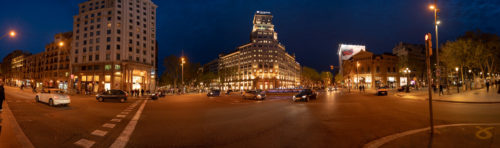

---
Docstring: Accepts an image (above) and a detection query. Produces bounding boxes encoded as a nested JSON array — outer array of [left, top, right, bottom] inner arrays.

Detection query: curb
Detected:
[[1, 102, 35, 148]]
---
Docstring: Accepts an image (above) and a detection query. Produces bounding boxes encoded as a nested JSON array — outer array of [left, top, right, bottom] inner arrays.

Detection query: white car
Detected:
[[35, 89, 71, 106]]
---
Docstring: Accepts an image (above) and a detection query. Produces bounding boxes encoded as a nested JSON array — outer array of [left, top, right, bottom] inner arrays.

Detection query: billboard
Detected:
[[338, 44, 366, 60]]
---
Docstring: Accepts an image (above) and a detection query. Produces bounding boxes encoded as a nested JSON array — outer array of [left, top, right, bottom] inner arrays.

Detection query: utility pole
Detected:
[[425, 33, 435, 135]]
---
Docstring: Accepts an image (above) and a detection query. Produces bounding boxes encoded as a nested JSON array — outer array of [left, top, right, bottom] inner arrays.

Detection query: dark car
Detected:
[[207, 90, 221, 97], [242, 90, 266, 100], [377, 86, 389, 96], [293, 89, 317, 102], [96, 90, 128, 103]]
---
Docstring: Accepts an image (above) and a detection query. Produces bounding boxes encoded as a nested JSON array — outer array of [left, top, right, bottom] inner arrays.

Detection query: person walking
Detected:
[[439, 84, 444, 95], [486, 81, 490, 92], [141, 89, 145, 97], [0, 79, 5, 112]]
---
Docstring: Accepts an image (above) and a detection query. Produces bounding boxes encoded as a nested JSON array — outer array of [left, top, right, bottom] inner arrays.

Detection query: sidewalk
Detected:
[[0, 90, 34, 148], [394, 87, 500, 103]]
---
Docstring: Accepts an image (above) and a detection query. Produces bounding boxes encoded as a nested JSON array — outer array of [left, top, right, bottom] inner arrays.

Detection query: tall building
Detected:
[[218, 11, 301, 90], [71, 0, 158, 93], [392, 42, 426, 85], [1, 50, 31, 86]]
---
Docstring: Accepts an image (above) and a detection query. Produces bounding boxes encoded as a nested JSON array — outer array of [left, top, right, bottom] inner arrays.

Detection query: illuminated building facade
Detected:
[[1, 50, 31, 86], [71, 0, 158, 93], [342, 51, 399, 89], [218, 11, 301, 90]]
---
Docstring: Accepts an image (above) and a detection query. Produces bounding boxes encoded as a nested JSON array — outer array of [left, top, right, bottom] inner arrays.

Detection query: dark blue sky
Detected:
[[0, 0, 499, 72]]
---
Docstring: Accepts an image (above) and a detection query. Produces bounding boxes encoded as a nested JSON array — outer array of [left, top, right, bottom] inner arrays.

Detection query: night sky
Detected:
[[0, 0, 499, 73]]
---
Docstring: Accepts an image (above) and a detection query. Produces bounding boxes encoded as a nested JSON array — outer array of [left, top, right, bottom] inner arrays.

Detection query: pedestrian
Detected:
[[486, 81, 490, 92], [439, 84, 444, 95], [141, 89, 145, 96], [0, 79, 5, 112]]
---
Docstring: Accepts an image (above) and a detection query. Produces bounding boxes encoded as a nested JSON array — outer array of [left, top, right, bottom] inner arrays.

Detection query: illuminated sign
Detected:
[[338, 44, 366, 60]]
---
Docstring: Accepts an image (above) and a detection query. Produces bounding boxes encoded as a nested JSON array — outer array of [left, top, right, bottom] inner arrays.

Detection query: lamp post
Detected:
[[404, 68, 411, 93], [455, 67, 459, 93], [429, 3, 440, 96], [356, 62, 360, 91], [181, 57, 186, 93]]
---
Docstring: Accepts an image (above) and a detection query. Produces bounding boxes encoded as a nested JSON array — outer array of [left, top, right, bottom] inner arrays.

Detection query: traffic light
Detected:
[[330, 65, 334, 70], [425, 33, 432, 56]]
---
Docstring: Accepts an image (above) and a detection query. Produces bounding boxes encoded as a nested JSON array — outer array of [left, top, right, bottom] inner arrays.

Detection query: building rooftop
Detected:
[[256, 11, 271, 15]]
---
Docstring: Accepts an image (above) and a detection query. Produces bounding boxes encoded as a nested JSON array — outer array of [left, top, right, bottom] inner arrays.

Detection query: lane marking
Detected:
[[74, 139, 95, 148], [109, 99, 148, 148], [111, 119, 122, 122], [116, 115, 126, 118], [475, 126, 494, 140], [91, 130, 108, 137], [102, 123, 116, 128], [121, 111, 130, 115], [364, 123, 500, 148]]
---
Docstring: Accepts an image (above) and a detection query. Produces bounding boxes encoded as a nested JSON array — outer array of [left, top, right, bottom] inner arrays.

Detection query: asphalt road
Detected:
[[5, 88, 500, 148]]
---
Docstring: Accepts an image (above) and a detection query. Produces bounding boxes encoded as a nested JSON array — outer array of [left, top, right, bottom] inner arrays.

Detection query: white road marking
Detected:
[[363, 123, 500, 148], [116, 115, 126, 118], [111, 119, 122, 122], [102, 123, 116, 128], [91, 130, 108, 137], [121, 111, 130, 115], [109, 99, 148, 148], [74, 139, 95, 148]]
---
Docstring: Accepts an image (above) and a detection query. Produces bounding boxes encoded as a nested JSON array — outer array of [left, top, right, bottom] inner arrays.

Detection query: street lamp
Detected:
[[0, 30, 16, 40], [429, 3, 441, 95], [455, 67, 459, 93], [356, 61, 360, 90], [58, 41, 64, 47], [404, 68, 411, 92], [9, 31, 16, 37], [181, 57, 186, 93]]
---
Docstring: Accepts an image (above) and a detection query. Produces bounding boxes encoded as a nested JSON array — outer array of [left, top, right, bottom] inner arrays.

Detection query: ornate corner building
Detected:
[[71, 0, 158, 93], [342, 51, 400, 89], [218, 11, 301, 90]]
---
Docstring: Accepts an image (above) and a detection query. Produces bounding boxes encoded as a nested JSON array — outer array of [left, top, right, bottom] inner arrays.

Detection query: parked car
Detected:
[[377, 86, 389, 96], [293, 89, 317, 102], [207, 90, 221, 97], [150, 93, 159, 100], [96, 90, 128, 102], [35, 89, 71, 106], [242, 90, 266, 100]]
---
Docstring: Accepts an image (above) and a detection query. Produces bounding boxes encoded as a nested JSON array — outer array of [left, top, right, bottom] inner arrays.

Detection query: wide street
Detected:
[[1, 86, 500, 148]]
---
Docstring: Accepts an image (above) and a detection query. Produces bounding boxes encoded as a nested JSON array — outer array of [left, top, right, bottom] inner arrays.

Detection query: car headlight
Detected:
[[302, 95, 306, 98]]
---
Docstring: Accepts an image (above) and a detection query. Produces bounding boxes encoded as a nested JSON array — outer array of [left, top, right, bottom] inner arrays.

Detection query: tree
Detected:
[[441, 30, 500, 89], [198, 72, 217, 88], [301, 66, 320, 88], [320, 71, 333, 86], [160, 55, 181, 88], [159, 55, 201, 88], [334, 73, 344, 84]]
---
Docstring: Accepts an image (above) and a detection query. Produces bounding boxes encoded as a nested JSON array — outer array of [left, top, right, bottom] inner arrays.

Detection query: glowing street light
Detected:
[[58, 41, 65, 47], [429, 3, 441, 95], [9, 31, 16, 37], [181, 57, 186, 90]]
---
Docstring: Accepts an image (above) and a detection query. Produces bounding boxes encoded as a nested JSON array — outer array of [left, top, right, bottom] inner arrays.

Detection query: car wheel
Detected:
[[35, 96, 40, 102], [49, 99, 54, 106], [120, 98, 126, 103], [98, 97, 104, 102]]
